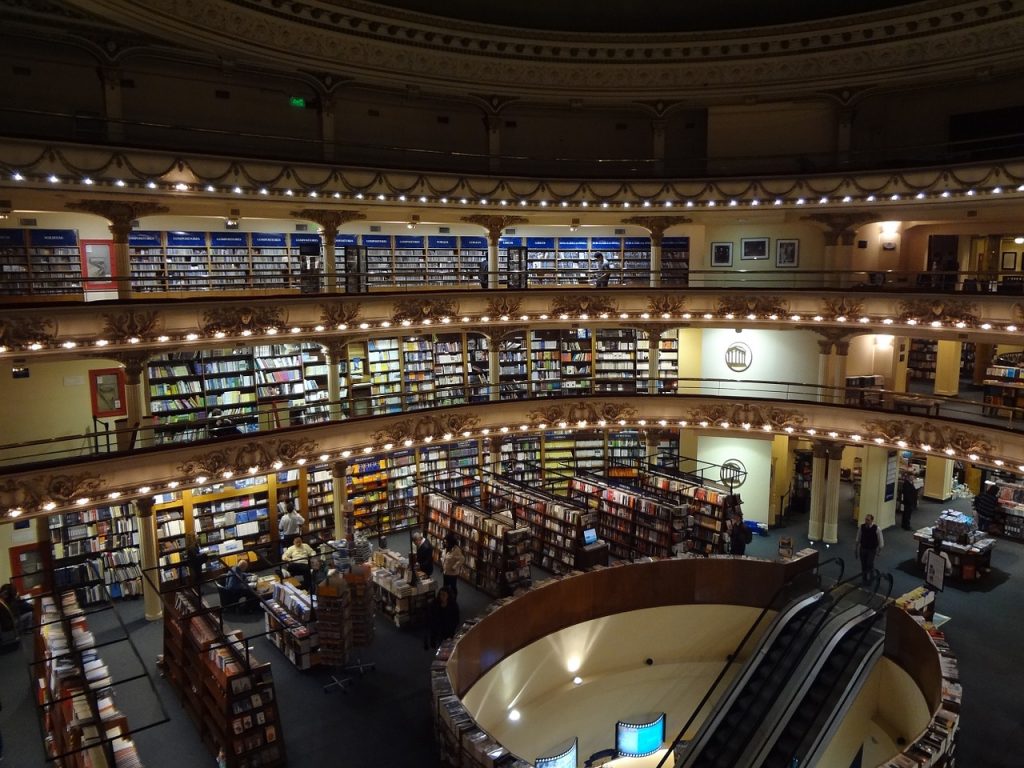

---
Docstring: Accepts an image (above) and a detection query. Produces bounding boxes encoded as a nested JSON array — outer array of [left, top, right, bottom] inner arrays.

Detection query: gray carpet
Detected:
[[2, 497, 1022, 767]]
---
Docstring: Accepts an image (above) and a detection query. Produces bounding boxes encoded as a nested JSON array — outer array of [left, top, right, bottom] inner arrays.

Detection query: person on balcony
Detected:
[[591, 251, 611, 288]]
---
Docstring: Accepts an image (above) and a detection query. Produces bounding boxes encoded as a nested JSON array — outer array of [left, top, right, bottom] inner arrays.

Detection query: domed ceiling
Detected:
[[365, 0, 928, 33]]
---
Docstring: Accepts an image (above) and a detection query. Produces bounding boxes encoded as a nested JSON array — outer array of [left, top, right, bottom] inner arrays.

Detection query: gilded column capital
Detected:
[[620, 216, 691, 247], [109, 351, 151, 384], [65, 200, 169, 241], [802, 213, 875, 246], [461, 215, 529, 246], [135, 496, 155, 517], [291, 209, 366, 236]]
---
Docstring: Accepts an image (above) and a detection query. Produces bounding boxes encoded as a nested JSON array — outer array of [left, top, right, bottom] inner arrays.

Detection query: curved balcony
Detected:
[[1, 382, 1019, 520]]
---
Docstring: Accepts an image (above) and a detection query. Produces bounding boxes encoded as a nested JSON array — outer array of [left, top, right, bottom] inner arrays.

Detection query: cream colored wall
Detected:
[[676, 328, 702, 380], [0, 357, 122, 464], [694, 221, 826, 276], [848, 334, 898, 386], [461, 604, 767, 764], [0, 518, 41, 586], [697, 436, 772, 523], [1, 211, 112, 240]]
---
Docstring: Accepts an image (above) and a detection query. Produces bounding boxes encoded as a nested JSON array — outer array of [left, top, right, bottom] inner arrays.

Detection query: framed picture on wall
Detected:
[[710, 242, 733, 267], [776, 239, 799, 268], [740, 237, 769, 260], [1001, 251, 1017, 271], [89, 368, 127, 419]]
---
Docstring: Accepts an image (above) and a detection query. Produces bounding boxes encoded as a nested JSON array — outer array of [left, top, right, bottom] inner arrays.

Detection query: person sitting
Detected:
[[282, 536, 317, 592], [209, 408, 242, 438], [0, 583, 32, 634], [222, 559, 257, 612]]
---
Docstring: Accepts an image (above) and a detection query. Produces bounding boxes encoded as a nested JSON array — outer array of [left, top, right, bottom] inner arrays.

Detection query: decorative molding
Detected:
[[0, 315, 55, 348], [391, 298, 460, 323], [647, 295, 687, 316], [108, 351, 151, 382], [102, 309, 161, 341], [802, 213, 877, 246], [177, 438, 320, 477], [290, 208, 365, 232], [489, 325, 528, 345], [864, 419, 993, 455], [371, 414, 480, 444], [201, 305, 285, 335], [549, 294, 618, 317], [0, 473, 105, 510], [65, 200, 169, 237], [320, 300, 362, 328], [896, 298, 978, 325], [620, 216, 691, 245], [461, 215, 529, 245], [526, 402, 638, 426], [687, 403, 806, 431], [717, 295, 788, 317], [485, 296, 523, 318], [820, 297, 865, 320]]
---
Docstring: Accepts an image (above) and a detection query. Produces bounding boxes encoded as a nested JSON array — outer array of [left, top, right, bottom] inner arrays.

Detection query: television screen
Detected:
[[616, 713, 666, 757], [536, 738, 577, 768], [583, 528, 598, 545]]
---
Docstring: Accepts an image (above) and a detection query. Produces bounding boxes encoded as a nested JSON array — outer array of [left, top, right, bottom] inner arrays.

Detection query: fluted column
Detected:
[[488, 334, 501, 401], [802, 213, 875, 289], [822, 443, 845, 544], [331, 460, 350, 541], [621, 215, 691, 288], [324, 340, 347, 420], [291, 209, 365, 293], [135, 497, 162, 621], [461, 215, 528, 289], [817, 339, 833, 403], [808, 441, 828, 541], [832, 340, 850, 404], [647, 330, 661, 395], [65, 200, 169, 299], [112, 352, 150, 450]]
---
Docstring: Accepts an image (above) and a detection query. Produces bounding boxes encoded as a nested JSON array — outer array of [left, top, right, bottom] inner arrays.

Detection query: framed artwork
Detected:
[[88, 368, 127, 418], [1001, 251, 1017, 271], [740, 237, 769, 260], [79, 239, 117, 291], [776, 239, 799, 268], [710, 242, 733, 267]]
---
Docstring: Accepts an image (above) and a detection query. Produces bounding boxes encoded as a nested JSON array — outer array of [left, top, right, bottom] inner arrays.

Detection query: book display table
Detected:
[[913, 527, 995, 581]]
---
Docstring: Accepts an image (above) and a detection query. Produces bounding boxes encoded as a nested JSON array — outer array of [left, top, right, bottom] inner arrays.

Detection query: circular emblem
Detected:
[[720, 459, 747, 488], [724, 341, 752, 372]]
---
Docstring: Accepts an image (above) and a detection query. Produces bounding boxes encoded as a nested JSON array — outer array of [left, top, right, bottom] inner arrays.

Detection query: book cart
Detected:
[[162, 587, 286, 767]]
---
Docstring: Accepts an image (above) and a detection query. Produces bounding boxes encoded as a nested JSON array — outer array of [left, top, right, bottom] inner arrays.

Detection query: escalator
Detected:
[[679, 579, 874, 768]]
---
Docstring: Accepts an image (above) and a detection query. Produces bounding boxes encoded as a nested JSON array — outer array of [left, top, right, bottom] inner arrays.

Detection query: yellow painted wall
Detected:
[[0, 518, 42, 587]]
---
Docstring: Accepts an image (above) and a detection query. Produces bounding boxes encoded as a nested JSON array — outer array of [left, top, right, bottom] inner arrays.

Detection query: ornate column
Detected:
[[65, 200, 168, 299], [291, 209, 365, 293], [134, 496, 162, 621], [817, 338, 834, 403], [331, 460, 350, 541], [646, 327, 662, 395], [803, 213, 875, 289], [822, 443, 845, 544], [323, 340, 348, 421], [111, 351, 150, 450], [621, 215, 691, 288], [487, 332, 502, 402], [807, 441, 828, 541], [832, 339, 850, 404], [461, 215, 528, 289]]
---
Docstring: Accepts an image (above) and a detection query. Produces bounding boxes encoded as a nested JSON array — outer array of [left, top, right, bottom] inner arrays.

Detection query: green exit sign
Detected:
[[289, 96, 306, 108]]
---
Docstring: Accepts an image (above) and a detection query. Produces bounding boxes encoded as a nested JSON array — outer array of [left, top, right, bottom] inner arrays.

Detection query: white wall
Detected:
[[697, 436, 773, 523], [696, 329, 819, 395]]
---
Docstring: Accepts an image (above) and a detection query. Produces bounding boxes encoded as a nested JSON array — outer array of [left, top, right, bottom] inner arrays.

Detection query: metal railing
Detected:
[[0, 377, 1015, 470]]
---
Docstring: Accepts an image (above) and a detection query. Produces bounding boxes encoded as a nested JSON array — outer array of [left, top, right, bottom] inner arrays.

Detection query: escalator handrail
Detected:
[[687, 570, 877, 766], [655, 567, 828, 768]]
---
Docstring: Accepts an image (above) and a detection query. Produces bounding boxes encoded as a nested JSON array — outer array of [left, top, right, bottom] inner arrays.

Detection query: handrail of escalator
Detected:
[[655, 562, 829, 768], [815, 556, 844, 588]]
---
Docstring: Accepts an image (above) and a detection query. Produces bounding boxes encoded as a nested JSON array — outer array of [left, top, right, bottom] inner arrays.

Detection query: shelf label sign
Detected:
[[394, 235, 425, 249], [127, 231, 161, 247], [459, 236, 487, 249], [428, 236, 457, 249], [166, 231, 206, 247], [556, 238, 589, 250], [663, 236, 690, 249], [334, 233, 358, 246], [29, 229, 78, 246], [252, 233, 287, 247], [526, 237, 555, 249], [624, 237, 652, 249], [210, 233, 248, 247], [591, 237, 622, 250], [289, 233, 321, 245], [361, 234, 392, 248], [498, 236, 522, 248]]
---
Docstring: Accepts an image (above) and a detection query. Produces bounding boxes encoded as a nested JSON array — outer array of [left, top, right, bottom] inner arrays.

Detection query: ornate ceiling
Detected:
[[10, 0, 1024, 100]]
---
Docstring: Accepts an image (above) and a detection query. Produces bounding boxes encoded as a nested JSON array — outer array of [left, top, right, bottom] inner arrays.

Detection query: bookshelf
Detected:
[[525, 237, 558, 284], [146, 352, 207, 444], [315, 574, 353, 668], [466, 333, 490, 401], [458, 236, 488, 285], [128, 230, 166, 291], [209, 233, 250, 290], [35, 592, 146, 768], [531, 330, 561, 395], [162, 589, 285, 768], [346, 456, 390, 532], [0, 228, 31, 294], [637, 329, 680, 392], [155, 493, 187, 588], [48, 503, 142, 604], [300, 343, 334, 423], [561, 328, 593, 394], [499, 331, 528, 398], [567, 475, 679, 558], [305, 464, 336, 541], [366, 337, 402, 413], [499, 436, 541, 484], [252, 233, 293, 288], [595, 328, 638, 393], [427, 235, 458, 285], [982, 361, 1024, 416], [607, 430, 645, 478], [908, 339, 938, 381], [165, 231, 209, 290], [556, 237, 590, 284], [262, 581, 318, 669], [254, 344, 304, 428], [661, 236, 690, 286], [362, 234, 393, 289], [191, 482, 273, 562], [404, 336, 435, 408], [435, 334, 467, 406], [394, 235, 426, 284], [203, 349, 259, 433], [29, 228, 83, 295], [424, 492, 531, 597], [386, 449, 420, 531], [638, 466, 738, 555], [623, 237, 652, 283]]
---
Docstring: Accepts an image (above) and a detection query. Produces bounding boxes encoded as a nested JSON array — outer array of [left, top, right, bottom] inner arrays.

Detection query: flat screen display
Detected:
[[583, 527, 598, 545], [536, 738, 577, 768], [616, 713, 666, 757]]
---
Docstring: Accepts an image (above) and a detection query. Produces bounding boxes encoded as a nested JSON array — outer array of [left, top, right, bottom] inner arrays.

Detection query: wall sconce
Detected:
[[407, 214, 420, 230], [225, 208, 241, 229], [874, 334, 894, 349], [879, 220, 900, 250], [0, 200, 10, 220], [569, 218, 580, 232]]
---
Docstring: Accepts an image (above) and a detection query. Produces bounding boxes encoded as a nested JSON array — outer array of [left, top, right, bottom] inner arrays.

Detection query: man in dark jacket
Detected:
[[973, 484, 1000, 532], [412, 531, 434, 577]]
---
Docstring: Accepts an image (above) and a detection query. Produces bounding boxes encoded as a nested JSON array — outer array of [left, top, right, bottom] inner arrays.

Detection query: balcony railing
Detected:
[[0, 378, 1015, 470]]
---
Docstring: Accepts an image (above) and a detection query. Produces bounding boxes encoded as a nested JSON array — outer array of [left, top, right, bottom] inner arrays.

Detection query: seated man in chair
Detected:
[[281, 536, 317, 593], [221, 559, 258, 612]]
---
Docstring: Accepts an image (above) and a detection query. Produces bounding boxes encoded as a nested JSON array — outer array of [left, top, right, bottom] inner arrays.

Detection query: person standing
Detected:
[[973, 483, 1000, 532], [278, 501, 305, 543], [855, 514, 885, 582], [412, 531, 434, 578], [900, 475, 918, 531], [441, 533, 465, 599], [729, 512, 752, 556], [592, 251, 611, 288]]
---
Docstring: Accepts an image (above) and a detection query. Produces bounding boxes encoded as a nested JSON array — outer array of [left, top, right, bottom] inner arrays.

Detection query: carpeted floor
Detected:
[[2, 490, 1022, 767]]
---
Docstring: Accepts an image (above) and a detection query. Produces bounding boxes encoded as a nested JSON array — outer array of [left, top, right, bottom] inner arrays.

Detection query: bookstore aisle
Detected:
[[2, 504, 1024, 767]]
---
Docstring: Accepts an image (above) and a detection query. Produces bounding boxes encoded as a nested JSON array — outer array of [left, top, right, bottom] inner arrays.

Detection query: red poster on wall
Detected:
[[80, 239, 117, 291]]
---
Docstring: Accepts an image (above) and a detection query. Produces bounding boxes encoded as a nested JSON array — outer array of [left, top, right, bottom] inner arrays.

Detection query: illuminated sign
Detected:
[[536, 738, 577, 768], [616, 713, 666, 758], [724, 341, 752, 372]]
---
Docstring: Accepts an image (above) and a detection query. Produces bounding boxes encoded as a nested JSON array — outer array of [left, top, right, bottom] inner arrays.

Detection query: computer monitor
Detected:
[[616, 713, 666, 758], [583, 527, 598, 546]]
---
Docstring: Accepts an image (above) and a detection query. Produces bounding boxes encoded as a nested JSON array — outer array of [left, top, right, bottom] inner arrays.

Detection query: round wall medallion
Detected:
[[720, 459, 747, 488], [724, 341, 752, 372]]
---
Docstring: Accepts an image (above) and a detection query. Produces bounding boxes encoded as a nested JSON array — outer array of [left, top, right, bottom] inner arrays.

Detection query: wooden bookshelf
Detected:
[[47, 503, 142, 604], [162, 589, 285, 768], [262, 581, 319, 669]]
